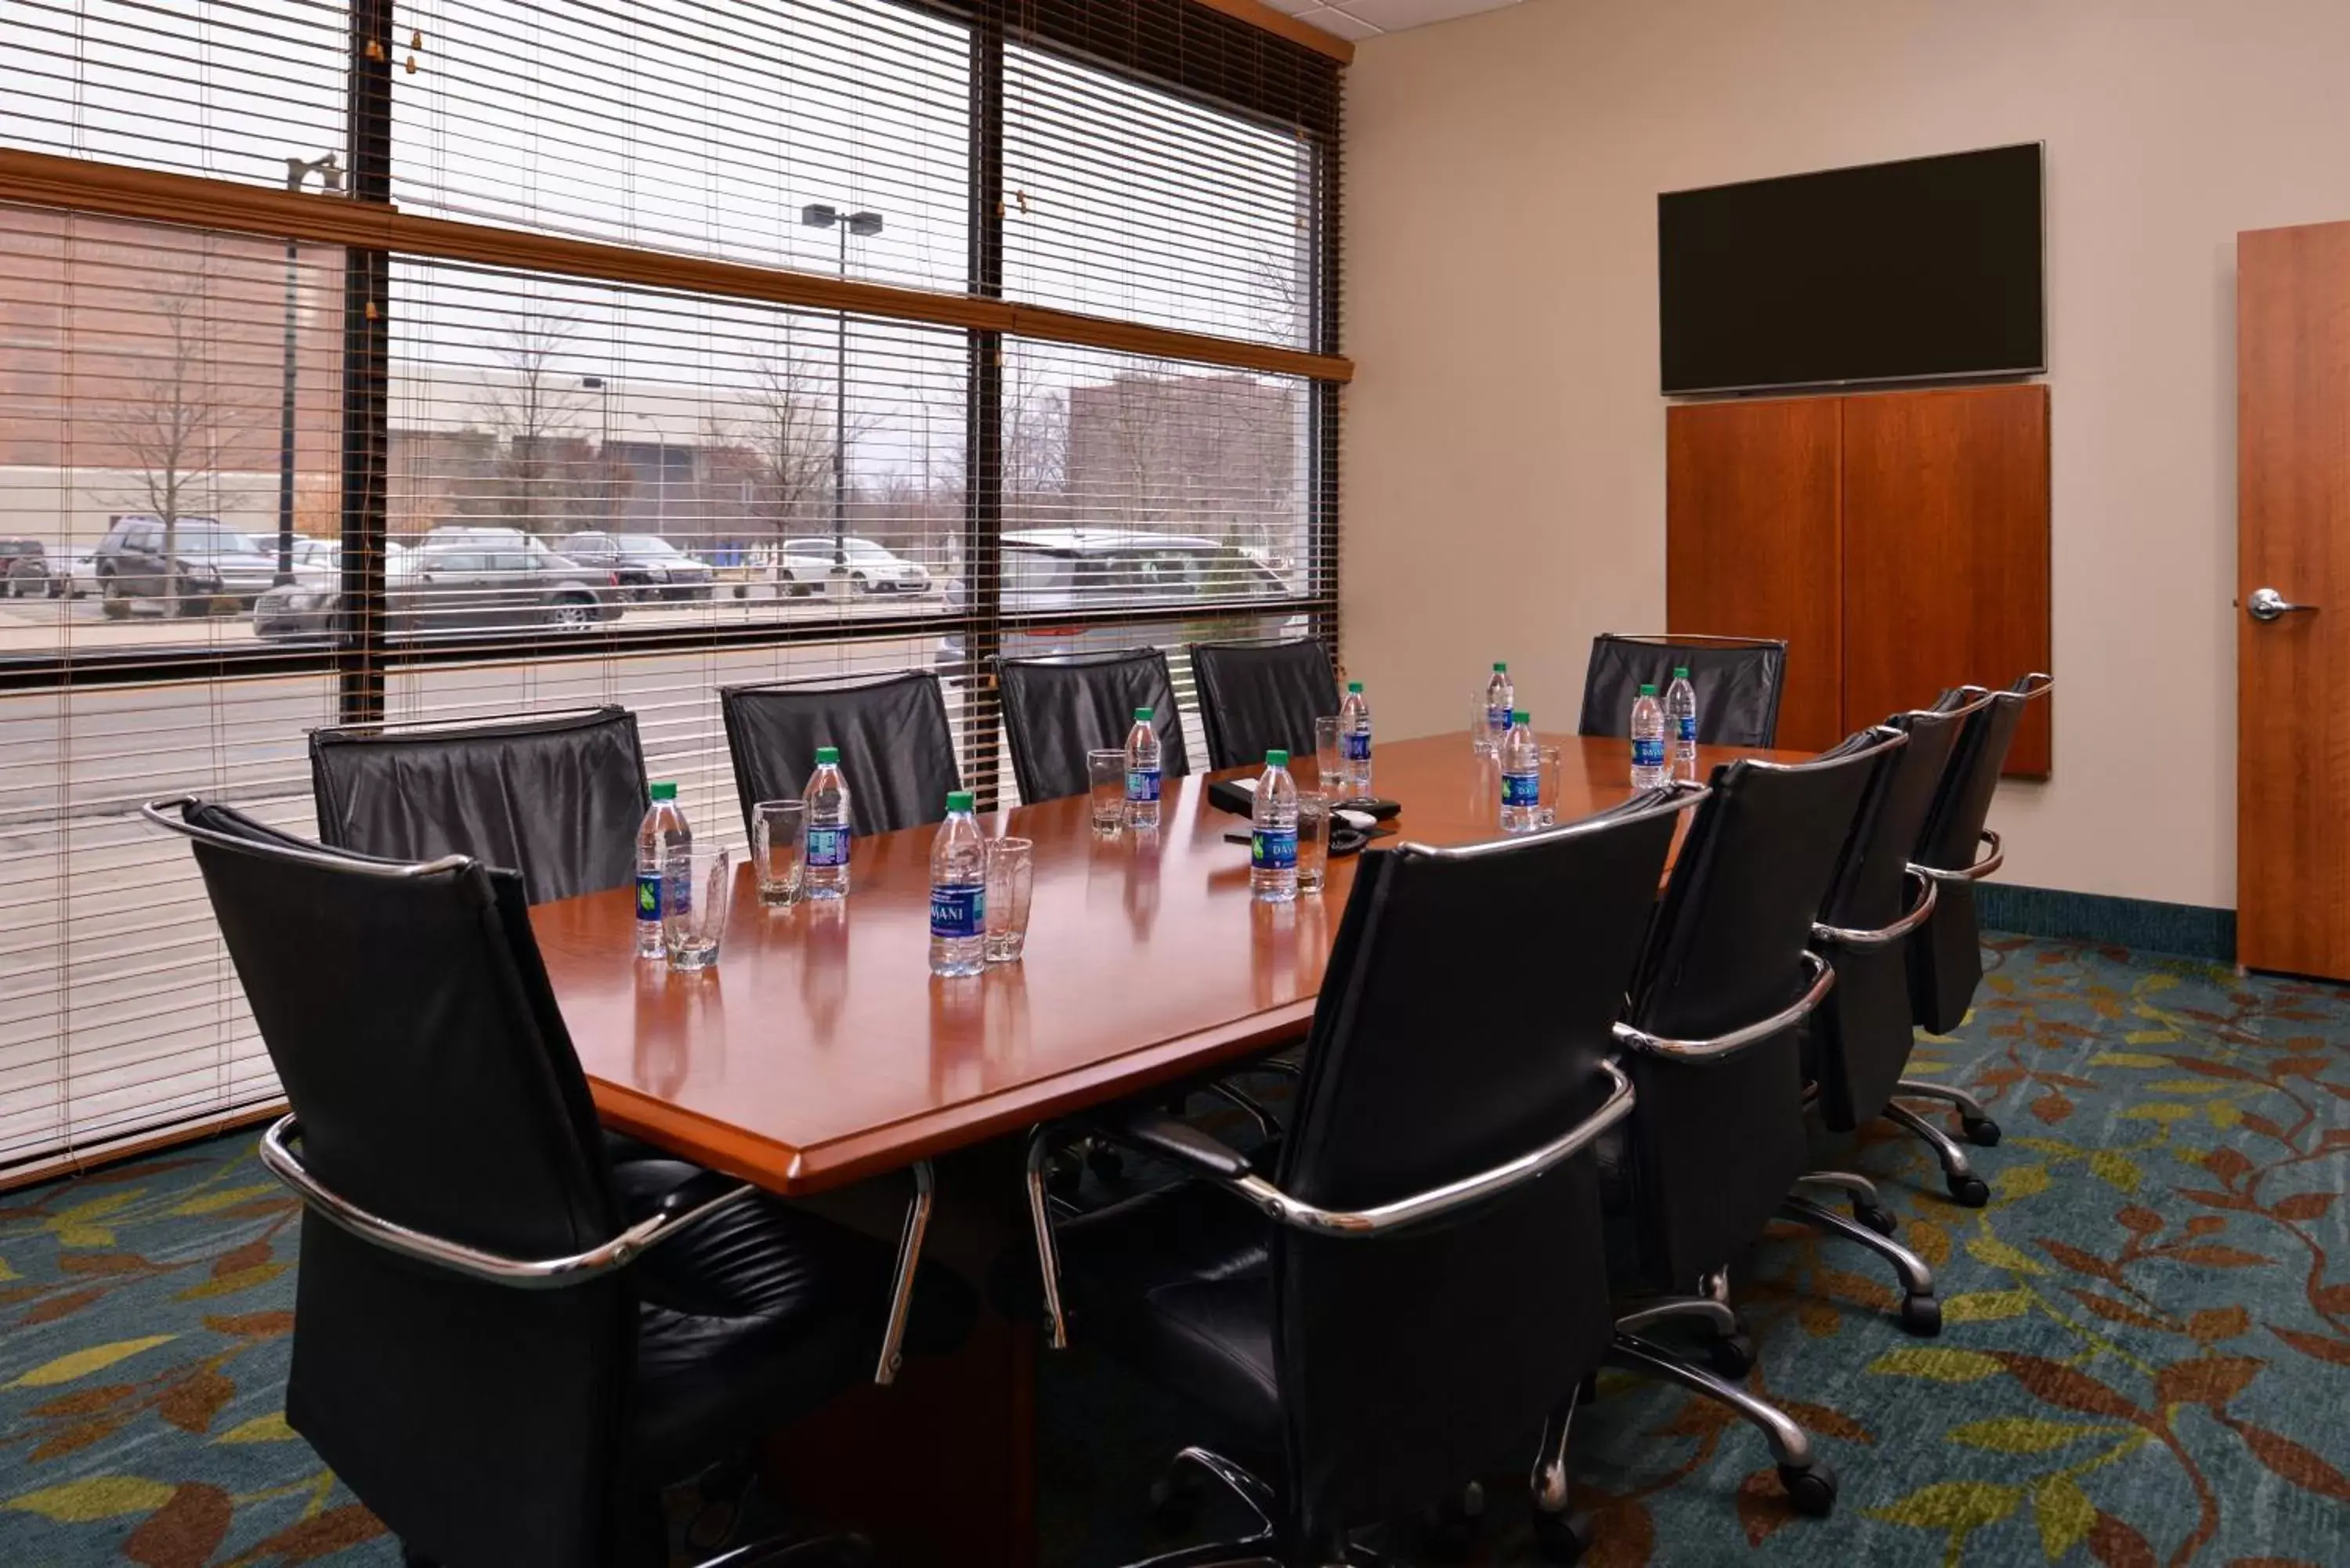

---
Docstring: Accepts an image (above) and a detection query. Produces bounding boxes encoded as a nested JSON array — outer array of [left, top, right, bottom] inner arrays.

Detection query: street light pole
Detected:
[[277, 152, 344, 587], [581, 375, 612, 527], [800, 203, 882, 588]]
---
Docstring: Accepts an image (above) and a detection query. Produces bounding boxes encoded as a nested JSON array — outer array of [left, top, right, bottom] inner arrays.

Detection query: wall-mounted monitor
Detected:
[[1658, 143, 2045, 396]]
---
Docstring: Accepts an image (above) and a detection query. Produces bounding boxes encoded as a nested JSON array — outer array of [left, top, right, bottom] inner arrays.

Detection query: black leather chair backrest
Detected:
[[720, 672, 960, 842], [309, 706, 648, 905], [1620, 734, 1892, 1289], [995, 648, 1190, 802], [1577, 634, 1787, 747], [178, 801, 633, 1568], [1909, 680, 2033, 1033], [1810, 705, 1968, 1130], [1271, 797, 1680, 1540], [1188, 638, 1339, 771]]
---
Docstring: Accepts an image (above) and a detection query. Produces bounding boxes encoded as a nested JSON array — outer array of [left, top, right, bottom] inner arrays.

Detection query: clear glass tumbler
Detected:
[[1313, 714, 1344, 797], [663, 847, 732, 971], [1087, 749, 1126, 833], [1296, 791, 1331, 894], [1537, 745, 1565, 828], [985, 837, 1035, 962], [754, 799, 807, 905]]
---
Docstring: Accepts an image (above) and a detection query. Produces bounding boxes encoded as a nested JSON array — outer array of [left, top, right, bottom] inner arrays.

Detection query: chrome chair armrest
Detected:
[[1812, 869, 1938, 952], [1911, 829, 2003, 884], [1611, 952, 1835, 1060], [2012, 671, 2055, 700], [258, 1115, 755, 1290]]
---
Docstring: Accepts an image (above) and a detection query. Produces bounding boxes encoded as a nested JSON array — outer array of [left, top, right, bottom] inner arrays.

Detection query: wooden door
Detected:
[[2238, 221, 2350, 977], [1841, 385, 2053, 776], [1665, 398, 1844, 751]]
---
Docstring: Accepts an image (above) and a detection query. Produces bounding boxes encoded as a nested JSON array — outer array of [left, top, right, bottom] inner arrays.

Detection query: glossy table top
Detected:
[[534, 731, 1795, 1193]]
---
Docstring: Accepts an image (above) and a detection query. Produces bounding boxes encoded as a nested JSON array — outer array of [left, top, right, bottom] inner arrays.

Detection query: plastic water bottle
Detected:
[[1500, 711, 1542, 833], [1480, 663, 1513, 755], [634, 781, 690, 959], [803, 745, 852, 899], [1250, 749, 1299, 902], [1339, 680, 1372, 797], [1630, 684, 1668, 789], [1665, 666, 1699, 782], [1124, 707, 1162, 829], [927, 790, 987, 977]]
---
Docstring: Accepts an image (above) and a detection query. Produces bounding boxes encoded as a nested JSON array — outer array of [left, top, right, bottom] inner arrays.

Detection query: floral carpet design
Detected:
[[2, 936, 2347, 1566]]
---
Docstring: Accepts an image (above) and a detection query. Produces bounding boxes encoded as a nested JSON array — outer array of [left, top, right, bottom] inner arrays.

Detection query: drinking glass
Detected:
[[1087, 749, 1126, 833], [1296, 792, 1331, 894], [1537, 745, 1565, 828], [753, 799, 807, 905], [1313, 714, 1344, 795], [1470, 695, 1497, 756], [663, 847, 733, 971], [985, 837, 1035, 963]]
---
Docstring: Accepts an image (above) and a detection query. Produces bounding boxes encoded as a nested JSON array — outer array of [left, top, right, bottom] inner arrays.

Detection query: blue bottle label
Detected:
[[808, 825, 851, 868], [1343, 730, 1371, 761], [1678, 714, 1697, 743], [635, 873, 662, 922], [1502, 771, 1542, 807], [1632, 737, 1666, 770], [1252, 826, 1297, 870], [1126, 767, 1162, 804], [929, 884, 985, 939], [1486, 704, 1509, 732]]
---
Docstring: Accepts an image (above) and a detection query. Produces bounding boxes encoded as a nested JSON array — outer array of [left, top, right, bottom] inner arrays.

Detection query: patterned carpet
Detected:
[[2, 934, 2346, 1567]]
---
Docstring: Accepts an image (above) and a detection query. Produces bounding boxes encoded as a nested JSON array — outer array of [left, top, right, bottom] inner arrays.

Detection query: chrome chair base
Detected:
[[1894, 1078, 2004, 1147], [1884, 1103, 1991, 1207], [1778, 1195, 1941, 1336], [1118, 1447, 1401, 1568], [1606, 1332, 1838, 1518], [1791, 1170, 1898, 1235], [1611, 1269, 1751, 1379]]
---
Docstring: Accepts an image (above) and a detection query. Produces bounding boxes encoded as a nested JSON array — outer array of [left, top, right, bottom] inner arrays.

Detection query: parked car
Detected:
[[0, 539, 49, 598], [95, 515, 280, 616], [553, 532, 717, 602], [45, 548, 97, 600], [933, 528, 1303, 670], [772, 536, 932, 596], [255, 537, 623, 640]]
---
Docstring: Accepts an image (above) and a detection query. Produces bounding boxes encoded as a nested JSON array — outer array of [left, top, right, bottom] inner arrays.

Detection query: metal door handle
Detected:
[[2248, 587, 2319, 623]]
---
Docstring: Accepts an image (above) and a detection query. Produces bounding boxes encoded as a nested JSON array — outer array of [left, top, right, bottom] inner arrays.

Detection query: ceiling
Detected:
[[1259, 0, 1525, 42]]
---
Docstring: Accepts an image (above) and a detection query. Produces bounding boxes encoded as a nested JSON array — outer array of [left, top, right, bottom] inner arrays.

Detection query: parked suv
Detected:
[[555, 532, 716, 602], [254, 537, 623, 640], [0, 539, 49, 598], [95, 515, 279, 616]]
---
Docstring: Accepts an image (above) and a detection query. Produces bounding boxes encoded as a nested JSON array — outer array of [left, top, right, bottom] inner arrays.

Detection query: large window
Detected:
[[0, 0, 1345, 1176]]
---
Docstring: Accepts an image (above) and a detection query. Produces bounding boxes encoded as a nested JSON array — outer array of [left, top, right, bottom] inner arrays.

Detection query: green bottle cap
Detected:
[[1347, 681, 1364, 693], [947, 790, 974, 812], [1639, 684, 1657, 696], [1492, 661, 1507, 672], [1673, 666, 1690, 679], [1266, 749, 1290, 767], [1512, 710, 1529, 724], [1133, 707, 1153, 722], [815, 746, 840, 764], [649, 782, 677, 801]]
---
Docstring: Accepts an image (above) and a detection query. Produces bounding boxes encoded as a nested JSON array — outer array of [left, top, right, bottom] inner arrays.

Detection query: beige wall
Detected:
[[1341, 0, 2350, 909]]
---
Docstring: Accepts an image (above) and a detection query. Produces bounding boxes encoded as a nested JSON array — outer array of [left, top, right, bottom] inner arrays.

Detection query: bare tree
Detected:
[[475, 311, 603, 533], [703, 342, 873, 583], [105, 274, 255, 617], [1002, 364, 1068, 529]]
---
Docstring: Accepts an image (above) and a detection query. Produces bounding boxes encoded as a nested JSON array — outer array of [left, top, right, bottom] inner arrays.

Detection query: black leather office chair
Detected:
[[996, 648, 1190, 802], [720, 672, 960, 843], [1188, 638, 1340, 771], [1596, 733, 1894, 1521], [309, 706, 647, 904], [1016, 793, 1687, 1565], [147, 797, 971, 1568], [1577, 633, 1788, 748], [1894, 672, 2055, 1192]]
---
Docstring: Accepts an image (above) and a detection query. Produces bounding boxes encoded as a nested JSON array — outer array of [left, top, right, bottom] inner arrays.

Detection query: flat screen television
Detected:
[[1658, 143, 2045, 396]]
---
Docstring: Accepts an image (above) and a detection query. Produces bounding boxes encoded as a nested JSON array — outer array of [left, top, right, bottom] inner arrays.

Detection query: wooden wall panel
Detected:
[[1841, 384, 2052, 776], [1666, 398, 1846, 752]]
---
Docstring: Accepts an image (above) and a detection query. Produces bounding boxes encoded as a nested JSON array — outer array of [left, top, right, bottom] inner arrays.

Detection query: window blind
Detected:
[[0, 0, 1343, 1180]]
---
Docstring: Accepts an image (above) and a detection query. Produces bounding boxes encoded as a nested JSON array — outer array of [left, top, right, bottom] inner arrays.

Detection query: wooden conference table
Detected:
[[528, 730, 1793, 1563]]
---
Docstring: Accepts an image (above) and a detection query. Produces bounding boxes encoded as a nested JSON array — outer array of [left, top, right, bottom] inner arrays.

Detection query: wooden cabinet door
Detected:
[[1841, 385, 2052, 775], [2238, 221, 2350, 978], [1665, 398, 1844, 752]]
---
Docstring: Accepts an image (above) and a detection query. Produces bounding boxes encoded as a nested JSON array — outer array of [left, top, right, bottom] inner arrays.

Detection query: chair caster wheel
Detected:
[[1853, 1201, 1898, 1236], [1899, 1294, 1943, 1337], [1084, 1141, 1125, 1182], [1779, 1460, 1838, 1518], [1532, 1506, 1595, 1563], [1707, 1331, 1755, 1379], [1947, 1173, 1990, 1208], [1043, 1156, 1082, 1199], [1963, 1116, 2001, 1147], [1148, 1469, 1203, 1536]]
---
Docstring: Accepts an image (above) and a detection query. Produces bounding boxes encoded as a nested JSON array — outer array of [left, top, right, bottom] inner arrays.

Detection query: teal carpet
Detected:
[[4, 935, 2347, 1566]]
